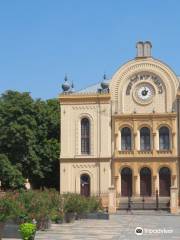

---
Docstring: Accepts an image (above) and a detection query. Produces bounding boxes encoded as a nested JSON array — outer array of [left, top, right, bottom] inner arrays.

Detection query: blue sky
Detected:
[[0, 0, 180, 99]]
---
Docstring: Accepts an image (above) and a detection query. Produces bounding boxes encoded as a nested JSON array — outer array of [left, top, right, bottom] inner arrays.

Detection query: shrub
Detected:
[[0, 190, 102, 227], [0, 194, 23, 223], [1, 190, 61, 224], [19, 223, 36, 240], [0, 197, 13, 223], [86, 196, 102, 213], [63, 193, 79, 213], [14, 189, 62, 222], [63, 193, 102, 215], [51, 213, 64, 223]]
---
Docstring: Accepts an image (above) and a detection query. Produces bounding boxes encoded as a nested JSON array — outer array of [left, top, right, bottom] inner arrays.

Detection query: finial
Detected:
[[62, 74, 70, 92], [71, 82, 75, 93], [101, 73, 109, 90], [64, 74, 68, 81]]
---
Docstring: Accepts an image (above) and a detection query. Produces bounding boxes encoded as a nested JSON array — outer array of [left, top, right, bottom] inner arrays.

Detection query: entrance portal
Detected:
[[121, 167, 132, 197], [140, 167, 151, 196], [80, 174, 90, 197], [159, 167, 171, 196]]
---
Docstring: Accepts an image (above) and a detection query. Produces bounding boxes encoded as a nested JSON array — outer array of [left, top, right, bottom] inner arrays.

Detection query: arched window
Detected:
[[121, 127, 132, 150], [159, 127, 170, 150], [140, 127, 151, 150], [81, 118, 90, 154]]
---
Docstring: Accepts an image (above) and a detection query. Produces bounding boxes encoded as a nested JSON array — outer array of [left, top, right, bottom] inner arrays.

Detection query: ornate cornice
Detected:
[[60, 157, 111, 163], [59, 93, 111, 104], [113, 112, 177, 120], [114, 157, 178, 161]]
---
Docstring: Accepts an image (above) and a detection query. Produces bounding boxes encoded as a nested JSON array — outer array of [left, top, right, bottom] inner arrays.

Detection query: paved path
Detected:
[[35, 213, 180, 240]]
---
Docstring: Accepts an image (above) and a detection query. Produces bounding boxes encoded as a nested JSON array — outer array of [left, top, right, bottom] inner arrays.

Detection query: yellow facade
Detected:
[[113, 113, 178, 195], [60, 42, 180, 210]]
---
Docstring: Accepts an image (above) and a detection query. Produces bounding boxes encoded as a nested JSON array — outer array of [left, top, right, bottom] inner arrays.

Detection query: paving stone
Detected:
[[34, 213, 180, 240]]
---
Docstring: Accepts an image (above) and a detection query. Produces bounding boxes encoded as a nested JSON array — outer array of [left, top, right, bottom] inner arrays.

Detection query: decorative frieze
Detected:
[[72, 105, 97, 110], [72, 164, 97, 168]]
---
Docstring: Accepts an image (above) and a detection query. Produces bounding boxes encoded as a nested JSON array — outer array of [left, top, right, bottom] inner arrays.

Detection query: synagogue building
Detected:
[[60, 42, 180, 211]]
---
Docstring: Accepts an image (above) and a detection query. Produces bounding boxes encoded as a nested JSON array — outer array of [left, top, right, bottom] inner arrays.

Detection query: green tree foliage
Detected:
[[0, 90, 60, 190], [0, 154, 25, 189]]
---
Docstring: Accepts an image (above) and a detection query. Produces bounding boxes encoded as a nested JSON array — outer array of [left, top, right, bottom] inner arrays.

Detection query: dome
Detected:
[[70, 82, 75, 93], [62, 75, 71, 92], [101, 74, 109, 89]]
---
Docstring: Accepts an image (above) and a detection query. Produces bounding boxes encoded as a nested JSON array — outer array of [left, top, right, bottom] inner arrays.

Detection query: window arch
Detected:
[[121, 127, 132, 150], [81, 118, 90, 154], [159, 127, 170, 150], [140, 127, 151, 150]]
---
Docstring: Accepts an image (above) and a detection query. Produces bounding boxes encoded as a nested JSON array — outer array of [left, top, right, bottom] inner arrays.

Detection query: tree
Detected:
[[0, 90, 60, 189], [0, 154, 25, 189], [32, 98, 60, 189]]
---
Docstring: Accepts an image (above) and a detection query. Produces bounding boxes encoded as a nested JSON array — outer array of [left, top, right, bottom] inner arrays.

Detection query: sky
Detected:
[[0, 0, 180, 100]]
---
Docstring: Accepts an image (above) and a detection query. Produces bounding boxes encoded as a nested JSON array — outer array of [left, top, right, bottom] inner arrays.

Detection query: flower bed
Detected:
[[0, 190, 106, 238]]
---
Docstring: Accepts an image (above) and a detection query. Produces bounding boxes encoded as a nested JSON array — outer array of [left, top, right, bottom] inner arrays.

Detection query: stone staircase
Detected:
[[118, 196, 170, 210]]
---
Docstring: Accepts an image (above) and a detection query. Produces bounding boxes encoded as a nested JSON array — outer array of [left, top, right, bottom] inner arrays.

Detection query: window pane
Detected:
[[140, 127, 150, 150], [121, 127, 131, 150], [159, 127, 169, 150], [81, 118, 90, 154]]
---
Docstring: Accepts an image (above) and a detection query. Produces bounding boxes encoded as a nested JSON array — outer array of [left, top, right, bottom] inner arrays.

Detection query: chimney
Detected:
[[136, 41, 152, 58], [144, 41, 152, 57], [136, 41, 144, 57]]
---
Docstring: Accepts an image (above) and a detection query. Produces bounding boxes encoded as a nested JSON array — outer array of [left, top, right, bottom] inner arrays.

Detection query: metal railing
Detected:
[[121, 190, 170, 211]]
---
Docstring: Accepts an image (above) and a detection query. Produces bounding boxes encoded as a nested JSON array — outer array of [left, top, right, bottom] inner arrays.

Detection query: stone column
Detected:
[[133, 133, 137, 150], [118, 131, 121, 151], [134, 174, 140, 196], [115, 133, 118, 152], [133, 175, 138, 196], [170, 187, 178, 214], [152, 132, 156, 154], [172, 132, 176, 155], [152, 176, 157, 196], [133, 121, 138, 151], [108, 186, 116, 213], [113, 176, 119, 194], [172, 175, 177, 187]]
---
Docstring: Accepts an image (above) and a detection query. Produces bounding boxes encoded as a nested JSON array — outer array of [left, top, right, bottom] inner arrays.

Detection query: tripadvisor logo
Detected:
[[135, 227, 143, 235]]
